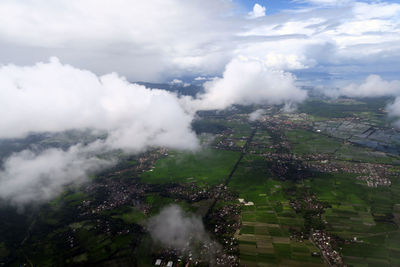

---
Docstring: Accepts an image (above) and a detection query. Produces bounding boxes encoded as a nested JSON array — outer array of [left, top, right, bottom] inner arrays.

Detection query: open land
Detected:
[[1, 97, 400, 266]]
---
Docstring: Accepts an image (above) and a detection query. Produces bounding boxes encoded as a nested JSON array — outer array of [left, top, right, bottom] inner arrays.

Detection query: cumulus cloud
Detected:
[[0, 58, 198, 150], [387, 99, 400, 125], [0, 59, 199, 205], [328, 75, 400, 98], [249, 109, 265, 121], [170, 79, 183, 85], [147, 205, 207, 249], [237, 1, 400, 81], [249, 4, 266, 18], [264, 53, 309, 70], [0, 143, 113, 205], [324, 74, 400, 127], [185, 57, 307, 111], [0, 57, 309, 205], [1, 0, 400, 205], [147, 205, 220, 262]]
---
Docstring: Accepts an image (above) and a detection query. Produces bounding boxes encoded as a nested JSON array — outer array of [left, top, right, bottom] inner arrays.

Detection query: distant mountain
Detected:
[[134, 82, 203, 97]]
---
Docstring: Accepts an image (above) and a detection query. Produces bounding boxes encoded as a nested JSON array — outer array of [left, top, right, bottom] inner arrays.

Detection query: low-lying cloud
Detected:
[[325, 74, 400, 126], [249, 109, 265, 121], [147, 205, 207, 250], [0, 57, 198, 151], [0, 143, 113, 205], [0, 57, 309, 206], [147, 205, 220, 263], [183, 57, 308, 111], [0, 58, 199, 205], [327, 75, 400, 98]]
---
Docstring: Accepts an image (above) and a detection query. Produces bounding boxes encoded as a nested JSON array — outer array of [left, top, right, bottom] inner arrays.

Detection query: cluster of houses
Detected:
[[305, 160, 396, 188], [290, 194, 324, 213], [356, 175, 391, 187], [312, 231, 344, 266]]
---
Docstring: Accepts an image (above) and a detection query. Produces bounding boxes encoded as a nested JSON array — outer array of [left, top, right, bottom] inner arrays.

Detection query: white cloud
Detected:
[[324, 74, 400, 127], [249, 4, 266, 18], [147, 205, 208, 250], [0, 59, 200, 205], [249, 109, 265, 121], [237, 1, 400, 78], [0, 0, 399, 82], [1, 0, 400, 205], [147, 204, 221, 263], [297, 0, 352, 6], [0, 144, 113, 205], [353, 2, 400, 19], [0, 57, 309, 205], [387, 98, 400, 125], [171, 79, 183, 84], [184, 57, 307, 111], [264, 53, 309, 70], [328, 75, 400, 98], [0, 0, 236, 81], [0, 58, 198, 151]]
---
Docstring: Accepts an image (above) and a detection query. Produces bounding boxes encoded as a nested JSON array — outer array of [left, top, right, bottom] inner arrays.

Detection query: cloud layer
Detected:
[[0, 144, 113, 205], [185, 57, 307, 111], [0, 0, 399, 205], [147, 205, 208, 250], [328, 75, 400, 98], [326, 74, 400, 126], [0, 59, 199, 205], [147, 204, 220, 263], [0, 58, 198, 150], [0, 0, 236, 81], [0, 57, 309, 205], [0, 0, 399, 82]]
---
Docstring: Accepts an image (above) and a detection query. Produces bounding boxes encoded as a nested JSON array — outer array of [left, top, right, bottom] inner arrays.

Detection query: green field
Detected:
[[229, 155, 323, 266], [140, 149, 240, 185], [335, 144, 400, 164], [286, 129, 342, 155], [298, 98, 392, 120], [307, 173, 400, 265]]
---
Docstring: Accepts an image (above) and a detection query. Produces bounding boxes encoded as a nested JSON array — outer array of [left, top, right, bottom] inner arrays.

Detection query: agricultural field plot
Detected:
[[334, 144, 400, 164], [298, 98, 391, 120], [248, 130, 275, 154], [229, 156, 323, 266], [140, 148, 240, 185], [223, 120, 254, 138], [307, 173, 400, 265], [285, 129, 342, 155]]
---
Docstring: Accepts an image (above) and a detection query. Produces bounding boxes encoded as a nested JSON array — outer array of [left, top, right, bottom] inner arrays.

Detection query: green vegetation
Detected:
[[229, 155, 323, 266], [335, 144, 400, 164], [298, 98, 392, 119], [106, 206, 147, 224], [192, 119, 228, 134], [286, 129, 342, 155], [306, 173, 400, 264], [3, 98, 400, 266], [141, 149, 240, 185]]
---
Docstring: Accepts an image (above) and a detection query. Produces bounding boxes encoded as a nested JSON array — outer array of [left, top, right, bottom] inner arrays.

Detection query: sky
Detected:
[[0, 0, 400, 205], [0, 0, 399, 84], [235, 0, 304, 14]]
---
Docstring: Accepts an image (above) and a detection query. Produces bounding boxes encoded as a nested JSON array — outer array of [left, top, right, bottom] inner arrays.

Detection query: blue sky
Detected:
[[234, 0, 400, 14], [234, 0, 305, 14]]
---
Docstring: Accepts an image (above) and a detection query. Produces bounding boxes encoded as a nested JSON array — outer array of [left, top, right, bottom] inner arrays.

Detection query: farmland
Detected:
[[2, 98, 400, 266]]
